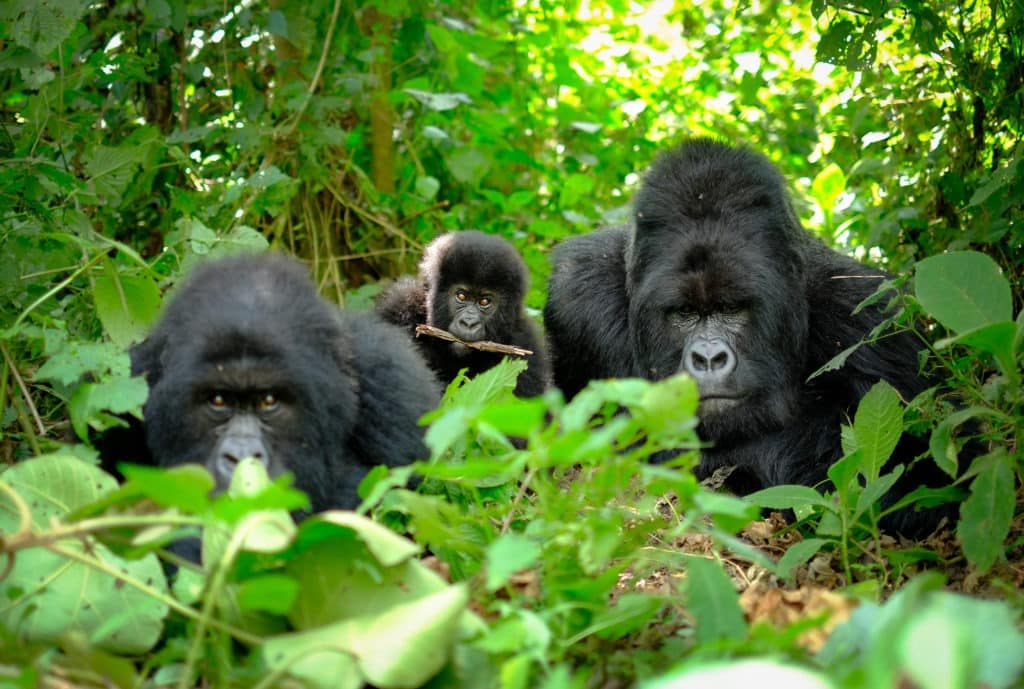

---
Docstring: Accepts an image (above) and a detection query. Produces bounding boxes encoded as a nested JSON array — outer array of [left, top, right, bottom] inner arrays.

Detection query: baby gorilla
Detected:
[[376, 231, 550, 397], [124, 253, 440, 510]]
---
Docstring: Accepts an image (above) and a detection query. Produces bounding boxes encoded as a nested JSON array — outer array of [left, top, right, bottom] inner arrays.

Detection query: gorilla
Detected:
[[113, 253, 441, 511], [376, 231, 550, 397], [544, 139, 944, 534]]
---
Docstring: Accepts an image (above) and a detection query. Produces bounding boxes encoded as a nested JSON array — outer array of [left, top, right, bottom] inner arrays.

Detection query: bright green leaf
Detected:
[[915, 251, 1012, 333], [93, 263, 162, 348], [237, 575, 300, 615], [485, 533, 541, 591], [852, 380, 904, 481], [745, 484, 829, 509]]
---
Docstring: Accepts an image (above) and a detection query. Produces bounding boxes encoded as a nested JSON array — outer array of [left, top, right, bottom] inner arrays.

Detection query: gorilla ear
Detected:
[[129, 335, 165, 386]]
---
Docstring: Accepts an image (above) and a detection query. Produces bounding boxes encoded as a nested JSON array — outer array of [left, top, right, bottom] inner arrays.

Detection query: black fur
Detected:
[[376, 231, 550, 397], [116, 253, 440, 510], [545, 139, 947, 535]]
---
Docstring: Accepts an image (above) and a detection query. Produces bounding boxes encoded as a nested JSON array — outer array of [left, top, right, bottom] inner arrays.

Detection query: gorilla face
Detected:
[[626, 143, 810, 442], [141, 329, 354, 507], [95, 253, 440, 565], [375, 230, 552, 398], [445, 284, 498, 349], [424, 231, 528, 354]]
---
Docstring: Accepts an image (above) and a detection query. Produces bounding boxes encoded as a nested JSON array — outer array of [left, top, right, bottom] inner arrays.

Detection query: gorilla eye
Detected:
[[455, 291, 468, 302], [258, 392, 279, 410], [208, 393, 230, 410], [478, 296, 492, 307]]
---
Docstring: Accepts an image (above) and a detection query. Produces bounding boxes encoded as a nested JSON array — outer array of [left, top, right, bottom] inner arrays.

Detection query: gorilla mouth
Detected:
[[698, 395, 745, 413]]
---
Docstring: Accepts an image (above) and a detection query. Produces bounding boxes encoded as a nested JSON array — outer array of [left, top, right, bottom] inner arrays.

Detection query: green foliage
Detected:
[[914, 251, 1023, 572], [0, 454, 168, 653], [819, 575, 1024, 689], [2, 0, 1024, 686]]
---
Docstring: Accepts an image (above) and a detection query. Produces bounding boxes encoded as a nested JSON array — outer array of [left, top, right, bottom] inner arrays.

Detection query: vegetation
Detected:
[[1, 0, 1022, 687]]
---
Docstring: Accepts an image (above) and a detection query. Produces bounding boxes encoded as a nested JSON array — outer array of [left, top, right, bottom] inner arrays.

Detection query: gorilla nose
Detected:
[[453, 314, 484, 340], [684, 337, 736, 382], [216, 436, 269, 483]]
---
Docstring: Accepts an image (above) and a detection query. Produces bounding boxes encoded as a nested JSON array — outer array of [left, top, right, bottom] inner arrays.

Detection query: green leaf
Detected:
[[68, 374, 149, 439], [900, 594, 1024, 689], [587, 593, 664, 641], [35, 341, 129, 386], [485, 533, 541, 591], [84, 144, 142, 204], [745, 484, 829, 510], [957, 450, 1014, 573], [236, 574, 300, 615], [404, 88, 472, 111], [776, 538, 827, 580], [308, 511, 423, 567], [246, 165, 291, 189], [119, 463, 216, 514], [446, 147, 491, 186], [93, 262, 163, 348], [477, 397, 548, 437], [0, 455, 168, 654], [559, 173, 595, 208], [853, 467, 902, 521], [936, 320, 1019, 383], [685, 557, 746, 643], [851, 381, 904, 481], [415, 175, 441, 199], [928, 406, 991, 478], [915, 251, 1012, 333], [263, 584, 469, 689], [810, 163, 846, 215]]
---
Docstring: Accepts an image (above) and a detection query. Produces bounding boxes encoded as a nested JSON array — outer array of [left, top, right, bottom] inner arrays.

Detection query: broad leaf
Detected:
[[0, 455, 168, 654], [852, 381, 904, 481], [915, 251, 1012, 333]]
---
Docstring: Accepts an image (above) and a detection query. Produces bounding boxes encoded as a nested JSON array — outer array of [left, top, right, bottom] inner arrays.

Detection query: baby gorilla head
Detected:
[[420, 231, 528, 352], [374, 230, 551, 398]]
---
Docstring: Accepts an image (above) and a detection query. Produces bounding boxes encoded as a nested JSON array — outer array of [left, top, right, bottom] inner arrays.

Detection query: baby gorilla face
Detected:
[[447, 284, 498, 345]]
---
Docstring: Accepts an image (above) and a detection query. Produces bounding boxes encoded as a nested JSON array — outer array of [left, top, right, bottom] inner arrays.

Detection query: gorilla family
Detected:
[[119, 253, 440, 511], [544, 139, 943, 534], [376, 231, 550, 397]]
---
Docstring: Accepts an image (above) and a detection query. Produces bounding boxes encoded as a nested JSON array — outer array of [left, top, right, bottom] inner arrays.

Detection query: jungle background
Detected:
[[1, 0, 1024, 688]]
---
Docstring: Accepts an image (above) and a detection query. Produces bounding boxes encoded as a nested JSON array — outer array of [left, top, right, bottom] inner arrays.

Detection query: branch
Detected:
[[415, 324, 534, 357]]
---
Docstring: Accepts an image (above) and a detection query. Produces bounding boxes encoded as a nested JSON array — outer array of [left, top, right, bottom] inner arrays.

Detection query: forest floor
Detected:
[[620, 506, 1024, 652]]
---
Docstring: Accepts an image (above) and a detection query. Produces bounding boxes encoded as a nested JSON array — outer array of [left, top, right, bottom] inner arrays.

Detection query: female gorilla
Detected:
[[544, 139, 949, 535], [121, 253, 440, 510]]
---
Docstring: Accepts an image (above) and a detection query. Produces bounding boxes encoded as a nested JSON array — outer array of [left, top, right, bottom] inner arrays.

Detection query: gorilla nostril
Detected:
[[685, 338, 736, 379]]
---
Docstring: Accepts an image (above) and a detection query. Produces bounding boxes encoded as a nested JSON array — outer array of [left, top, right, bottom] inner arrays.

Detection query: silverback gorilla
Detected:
[[544, 139, 944, 534], [376, 231, 550, 397], [123, 253, 440, 510]]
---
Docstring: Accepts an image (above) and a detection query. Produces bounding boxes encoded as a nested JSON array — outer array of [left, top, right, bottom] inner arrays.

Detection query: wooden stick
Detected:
[[415, 324, 534, 356]]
